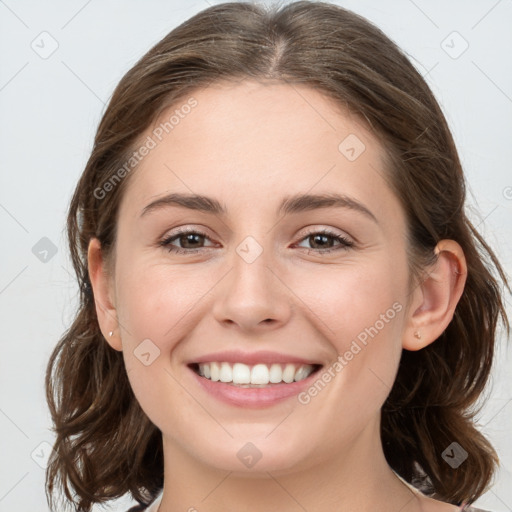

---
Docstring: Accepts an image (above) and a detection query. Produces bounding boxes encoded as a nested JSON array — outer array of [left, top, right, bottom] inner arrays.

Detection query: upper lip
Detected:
[[189, 350, 323, 366]]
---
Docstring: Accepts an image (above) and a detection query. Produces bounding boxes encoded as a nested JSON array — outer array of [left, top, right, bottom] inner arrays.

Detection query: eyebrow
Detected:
[[140, 192, 378, 223]]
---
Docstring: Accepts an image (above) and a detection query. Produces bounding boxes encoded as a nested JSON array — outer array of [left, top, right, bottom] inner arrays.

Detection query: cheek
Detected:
[[113, 257, 219, 422], [286, 256, 407, 411], [114, 264, 204, 430], [115, 260, 207, 348], [285, 255, 407, 348]]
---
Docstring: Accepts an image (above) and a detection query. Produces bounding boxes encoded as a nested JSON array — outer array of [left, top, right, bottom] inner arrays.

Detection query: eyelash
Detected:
[[159, 227, 354, 255]]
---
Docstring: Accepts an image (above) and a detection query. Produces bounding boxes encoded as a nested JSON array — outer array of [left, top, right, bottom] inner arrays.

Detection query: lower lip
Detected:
[[189, 366, 319, 408]]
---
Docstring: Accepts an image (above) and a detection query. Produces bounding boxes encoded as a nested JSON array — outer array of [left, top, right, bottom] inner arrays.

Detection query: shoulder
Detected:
[[125, 500, 494, 512], [419, 495, 493, 512]]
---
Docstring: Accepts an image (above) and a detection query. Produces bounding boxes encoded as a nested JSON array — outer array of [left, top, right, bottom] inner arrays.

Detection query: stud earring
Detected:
[[414, 331, 421, 339], [109, 331, 114, 337]]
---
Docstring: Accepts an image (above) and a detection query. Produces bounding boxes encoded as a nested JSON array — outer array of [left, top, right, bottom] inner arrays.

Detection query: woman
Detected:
[[45, 2, 510, 511]]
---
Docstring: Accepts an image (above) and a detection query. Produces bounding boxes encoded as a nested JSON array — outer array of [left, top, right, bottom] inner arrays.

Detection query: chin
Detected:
[[186, 434, 318, 475]]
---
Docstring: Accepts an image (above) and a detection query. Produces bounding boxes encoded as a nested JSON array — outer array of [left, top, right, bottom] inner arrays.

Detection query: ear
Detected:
[[87, 237, 122, 351], [402, 239, 467, 351]]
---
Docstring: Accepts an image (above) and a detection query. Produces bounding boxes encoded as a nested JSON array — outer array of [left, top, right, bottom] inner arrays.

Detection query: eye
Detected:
[[295, 229, 354, 254], [158, 227, 354, 256], [159, 228, 216, 254]]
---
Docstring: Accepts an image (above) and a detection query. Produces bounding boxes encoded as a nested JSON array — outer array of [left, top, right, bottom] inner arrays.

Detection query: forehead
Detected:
[[118, 79, 404, 231]]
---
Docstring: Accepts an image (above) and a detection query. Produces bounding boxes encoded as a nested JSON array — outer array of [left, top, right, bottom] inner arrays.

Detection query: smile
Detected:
[[191, 362, 320, 387]]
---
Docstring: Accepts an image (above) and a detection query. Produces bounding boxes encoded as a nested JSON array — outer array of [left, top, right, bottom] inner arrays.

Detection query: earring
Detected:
[[109, 331, 114, 337], [414, 331, 421, 339]]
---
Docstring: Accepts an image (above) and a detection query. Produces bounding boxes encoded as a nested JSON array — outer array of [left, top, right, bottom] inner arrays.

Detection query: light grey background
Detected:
[[0, 1, 511, 511]]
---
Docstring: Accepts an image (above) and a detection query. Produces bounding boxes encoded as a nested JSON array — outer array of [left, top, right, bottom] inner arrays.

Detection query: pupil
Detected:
[[182, 234, 202, 248], [311, 234, 331, 248]]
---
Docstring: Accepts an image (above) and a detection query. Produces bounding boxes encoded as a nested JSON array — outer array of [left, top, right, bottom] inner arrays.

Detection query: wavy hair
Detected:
[[45, 1, 510, 510]]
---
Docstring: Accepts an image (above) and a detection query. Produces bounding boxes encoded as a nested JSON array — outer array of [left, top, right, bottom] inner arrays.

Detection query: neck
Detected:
[[157, 418, 423, 512]]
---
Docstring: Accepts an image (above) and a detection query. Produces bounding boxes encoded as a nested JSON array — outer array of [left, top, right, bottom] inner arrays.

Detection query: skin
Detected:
[[88, 80, 467, 512]]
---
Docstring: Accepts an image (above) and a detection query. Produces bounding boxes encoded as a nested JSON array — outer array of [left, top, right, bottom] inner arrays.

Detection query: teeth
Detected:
[[283, 363, 296, 383], [251, 364, 269, 385], [210, 362, 220, 382], [293, 365, 311, 381], [233, 363, 251, 384], [196, 362, 316, 386], [269, 363, 282, 383], [219, 362, 232, 382]]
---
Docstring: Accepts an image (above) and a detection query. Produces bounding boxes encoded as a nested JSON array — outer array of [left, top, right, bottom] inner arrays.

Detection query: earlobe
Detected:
[[402, 239, 467, 351], [87, 238, 122, 351]]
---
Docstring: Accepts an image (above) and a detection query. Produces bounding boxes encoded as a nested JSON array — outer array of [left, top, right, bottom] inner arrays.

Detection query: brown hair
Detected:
[[45, 1, 510, 510]]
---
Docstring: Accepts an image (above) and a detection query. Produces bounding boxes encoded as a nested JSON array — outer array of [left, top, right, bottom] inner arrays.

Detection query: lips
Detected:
[[190, 350, 323, 367], [186, 351, 323, 407]]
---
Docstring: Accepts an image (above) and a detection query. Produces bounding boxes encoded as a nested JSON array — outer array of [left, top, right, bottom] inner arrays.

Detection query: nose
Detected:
[[212, 245, 292, 333]]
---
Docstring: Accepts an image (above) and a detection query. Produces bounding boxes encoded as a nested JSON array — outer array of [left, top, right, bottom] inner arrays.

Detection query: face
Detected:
[[106, 80, 415, 474]]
